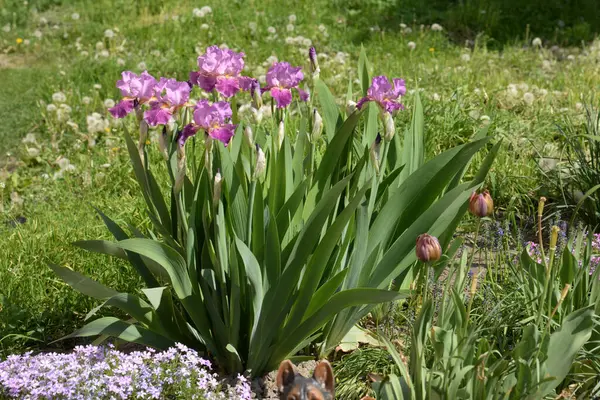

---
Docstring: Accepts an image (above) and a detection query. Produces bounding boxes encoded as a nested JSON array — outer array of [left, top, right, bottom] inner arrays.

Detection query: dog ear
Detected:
[[313, 360, 335, 394], [276, 360, 296, 392]]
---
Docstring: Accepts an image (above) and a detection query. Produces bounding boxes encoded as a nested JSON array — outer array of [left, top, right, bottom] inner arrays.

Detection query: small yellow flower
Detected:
[[145, 139, 151, 145], [111, 147, 120, 152], [429, 47, 435, 53], [16, 38, 23, 44]]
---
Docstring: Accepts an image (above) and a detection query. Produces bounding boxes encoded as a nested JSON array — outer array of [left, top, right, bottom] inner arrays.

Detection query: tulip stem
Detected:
[[465, 219, 482, 324], [422, 262, 430, 306], [468, 219, 482, 272], [465, 270, 478, 324]]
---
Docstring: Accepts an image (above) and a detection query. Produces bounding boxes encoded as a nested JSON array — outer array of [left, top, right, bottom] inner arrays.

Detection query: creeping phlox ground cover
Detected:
[[0, 343, 251, 399]]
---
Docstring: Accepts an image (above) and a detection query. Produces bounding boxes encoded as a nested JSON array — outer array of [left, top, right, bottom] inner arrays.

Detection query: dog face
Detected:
[[276, 360, 335, 400]]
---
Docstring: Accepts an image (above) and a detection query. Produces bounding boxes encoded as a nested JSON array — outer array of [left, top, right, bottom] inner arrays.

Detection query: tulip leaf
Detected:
[[560, 246, 577, 286], [535, 305, 594, 396]]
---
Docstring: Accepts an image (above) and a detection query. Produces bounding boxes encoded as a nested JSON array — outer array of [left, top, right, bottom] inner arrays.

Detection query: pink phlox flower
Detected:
[[356, 75, 406, 114]]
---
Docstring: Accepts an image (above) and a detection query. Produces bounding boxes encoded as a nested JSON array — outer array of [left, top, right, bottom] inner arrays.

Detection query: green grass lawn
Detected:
[[0, 67, 42, 154], [0, 0, 598, 358]]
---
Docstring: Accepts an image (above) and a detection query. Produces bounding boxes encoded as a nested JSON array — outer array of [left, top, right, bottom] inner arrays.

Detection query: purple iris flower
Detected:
[[143, 78, 191, 126], [109, 99, 135, 118], [109, 71, 157, 118], [117, 71, 157, 100], [179, 100, 237, 146], [356, 76, 406, 113], [190, 46, 254, 98], [264, 62, 307, 108]]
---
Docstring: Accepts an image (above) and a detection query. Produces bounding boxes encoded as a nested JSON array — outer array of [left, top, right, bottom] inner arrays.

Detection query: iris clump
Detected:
[[0, 344, 252, 399]]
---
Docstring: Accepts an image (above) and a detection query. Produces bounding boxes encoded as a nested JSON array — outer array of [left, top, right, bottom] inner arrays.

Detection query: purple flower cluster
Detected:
[[109, 71, 191, 127], [189, 46, 254, 98], [0, 344, 252, 399], [526, 237, 600, 275], [109, 46, 318, 147]]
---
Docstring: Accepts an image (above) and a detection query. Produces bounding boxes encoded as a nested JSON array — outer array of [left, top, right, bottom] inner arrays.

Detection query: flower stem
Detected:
[[546, 226, 560, 321], [537, 197, 547, 270], [466, 269, 479, 323], [379, 140, 390, 180], [247, 181, 256, 246], [468, 219, 482, 271], [422, 262, 430, 306], [466, 219, 482, 325]]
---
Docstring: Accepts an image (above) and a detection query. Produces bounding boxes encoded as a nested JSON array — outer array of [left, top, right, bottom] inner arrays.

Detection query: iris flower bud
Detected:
[[251, 79, 263, 109], [346, 100, 357, 115], [277, 120, 285, 150], [309, 46, 320, 79], [312, 108, 323, 142], [204, 135, 213, 174], [370, 134, 382, 174], [174, 145, 186, 194], [383, 112, 395, 142], [252, 107, 263, 124], [254, 144, 266, 179], [468, 190, 494, 217], [244, 125, 254, 148], [416, 234, 442, 262], [138, 119, 149, 164], [213, 170, 222, 207]]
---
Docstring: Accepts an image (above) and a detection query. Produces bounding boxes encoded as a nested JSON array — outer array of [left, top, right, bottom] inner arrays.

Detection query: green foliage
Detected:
[[49, 59, 494, 376], [544, 105, 600, 228], [337, 0, 600, 46], [1, 0, 597, 367], [334, 347, 396, 399], [370, 230, 600, 399]]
